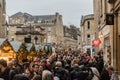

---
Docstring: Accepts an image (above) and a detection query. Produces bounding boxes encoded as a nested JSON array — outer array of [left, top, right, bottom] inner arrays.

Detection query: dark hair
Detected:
[[24, 67, 31, 72], [13, 74, 29, 80], [0, 59, 7, 67], [32, 64, 39, 68]]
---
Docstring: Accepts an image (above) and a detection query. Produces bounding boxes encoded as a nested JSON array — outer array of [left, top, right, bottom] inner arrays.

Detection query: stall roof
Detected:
[[0, 38, 6, 45], [25, 43, 33, 52], [10, 41, 22, 52], [35, 44, 41, 51]]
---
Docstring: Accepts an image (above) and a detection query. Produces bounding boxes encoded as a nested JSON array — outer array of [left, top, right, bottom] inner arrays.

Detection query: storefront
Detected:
[[98, 25, 111, 65]]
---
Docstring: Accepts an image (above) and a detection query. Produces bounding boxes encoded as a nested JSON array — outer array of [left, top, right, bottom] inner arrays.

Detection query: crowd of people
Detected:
[[0, 49, 114, 80]]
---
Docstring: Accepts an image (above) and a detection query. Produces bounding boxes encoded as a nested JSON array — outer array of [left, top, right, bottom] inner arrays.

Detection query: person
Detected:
[[32, 64, 39, 75], [87, 62, 100, 80], [70, 64, 81, 80], [22, 59, 30, 69], [23, 68, 34, 80], [38, 65, 44, 76], [0, 59, 10, 80], [42, 70, 54, 80], [100, 66, 114, 80], [11, 58, 22, 73], [9, 59, 23, 80], [7, 61, 14, 70], [54, 61, 71, 80]]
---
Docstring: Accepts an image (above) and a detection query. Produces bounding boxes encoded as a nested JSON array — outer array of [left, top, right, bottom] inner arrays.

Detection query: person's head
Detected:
[[7, 61, 13, 69], [40, 59, 46, 66], [13, 74, 29, 80], [24, 68, 31, 78], [32, 64, 39, 73], [57, 55, 62, 61], [39, 65, 44, 73], [11, 58, 17, 65], [0, 59, 7, 69], [42, 70, 54, 80], [55, 61, 62, 68], [33, 57, 38, 62]]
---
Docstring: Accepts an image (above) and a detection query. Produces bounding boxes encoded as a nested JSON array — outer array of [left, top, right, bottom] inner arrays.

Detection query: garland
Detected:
[[1, 47, 10, 53]]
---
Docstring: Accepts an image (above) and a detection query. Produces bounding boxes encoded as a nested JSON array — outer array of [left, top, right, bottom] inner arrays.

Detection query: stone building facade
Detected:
[[80, 14, 95, 56], [111, 0, 120, 71], [63, 25, 79, 50], [93, 0, 113, 66], [8, 12, 64, 45], [0, 0, 6, 38], [94, 0, 120, 71]]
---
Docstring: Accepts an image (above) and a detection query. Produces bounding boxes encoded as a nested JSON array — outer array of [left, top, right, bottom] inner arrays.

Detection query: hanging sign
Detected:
[[92, 39, 101, 47]]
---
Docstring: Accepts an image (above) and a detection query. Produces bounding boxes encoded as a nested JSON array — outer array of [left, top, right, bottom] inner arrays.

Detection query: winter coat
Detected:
[[91, 67, 100, 80], [100, 69, 110, 80], [0, 67, 10, 80]]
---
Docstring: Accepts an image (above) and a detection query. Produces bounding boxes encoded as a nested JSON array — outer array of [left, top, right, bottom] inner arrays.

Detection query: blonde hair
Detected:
[[71, 58, 79, 67], [42, 70, 54, 80], [55, 61, 62, 67]]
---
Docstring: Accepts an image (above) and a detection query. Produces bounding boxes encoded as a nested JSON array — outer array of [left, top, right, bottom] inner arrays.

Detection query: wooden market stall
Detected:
[[27, 43, 37, 59], [0, 39, 16, 62]]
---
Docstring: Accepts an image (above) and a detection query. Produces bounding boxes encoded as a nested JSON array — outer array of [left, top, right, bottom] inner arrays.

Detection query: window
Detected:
[[87, 34, 91, 45], [87, 48, 91, 55], [87, 21, 90, 29]]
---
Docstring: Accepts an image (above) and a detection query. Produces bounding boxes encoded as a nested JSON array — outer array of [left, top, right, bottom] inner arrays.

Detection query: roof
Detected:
[[80, 14, 94, 26], [0, 38, 42, 52], [35, 44, 41, 51], [25, 43, 33, 51], [0, 38, 6, 45], [10, 12, 56, 23], [26, 15, 56, 23], [11, 12, 24, 18], [33, 15, 56, 21], [10, 41, 22, 52]]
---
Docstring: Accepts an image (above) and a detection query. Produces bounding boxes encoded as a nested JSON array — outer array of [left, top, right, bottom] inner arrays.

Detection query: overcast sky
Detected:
[[6, 0, 93, 27]]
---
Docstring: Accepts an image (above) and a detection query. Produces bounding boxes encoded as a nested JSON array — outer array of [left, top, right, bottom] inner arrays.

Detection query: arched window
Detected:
[[87, 21, 90, 29]]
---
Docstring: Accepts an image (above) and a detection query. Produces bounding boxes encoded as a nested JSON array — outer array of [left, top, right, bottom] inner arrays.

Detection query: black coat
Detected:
[[100, 69, 110, 80], [0, 67, 10, 80]]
